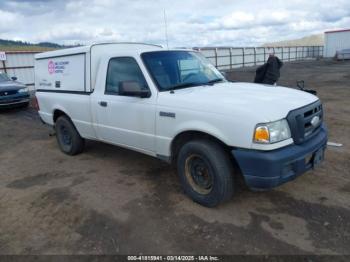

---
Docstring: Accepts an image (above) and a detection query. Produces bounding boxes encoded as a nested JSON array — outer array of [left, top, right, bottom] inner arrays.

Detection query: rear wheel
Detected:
[[177, 140, 234, 207], [55, 116, 85, 155]]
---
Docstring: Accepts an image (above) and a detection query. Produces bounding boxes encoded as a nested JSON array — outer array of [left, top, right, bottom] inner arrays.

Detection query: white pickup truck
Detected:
[[35, 43, 327, 207]]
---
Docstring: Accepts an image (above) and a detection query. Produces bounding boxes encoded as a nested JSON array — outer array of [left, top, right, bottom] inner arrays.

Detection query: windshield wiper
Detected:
[[205, 78, 225, 85], [167, 82, 203, 91], [166, 78, 225, 92]]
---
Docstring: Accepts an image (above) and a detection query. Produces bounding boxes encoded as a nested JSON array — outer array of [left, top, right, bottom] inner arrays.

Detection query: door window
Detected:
[[105, 57, 149, 95]]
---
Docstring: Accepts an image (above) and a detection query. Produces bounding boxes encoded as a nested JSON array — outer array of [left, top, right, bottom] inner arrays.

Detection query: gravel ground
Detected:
[[0, 59, 349, 255]]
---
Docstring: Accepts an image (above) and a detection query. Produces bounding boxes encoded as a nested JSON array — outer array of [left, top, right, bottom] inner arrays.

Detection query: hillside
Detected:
[[263, 34, 324, 47], [0, 39, 75, 51]]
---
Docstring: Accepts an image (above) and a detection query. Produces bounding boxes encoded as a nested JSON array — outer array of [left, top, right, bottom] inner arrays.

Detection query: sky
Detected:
[[0, 0, 350, 47]]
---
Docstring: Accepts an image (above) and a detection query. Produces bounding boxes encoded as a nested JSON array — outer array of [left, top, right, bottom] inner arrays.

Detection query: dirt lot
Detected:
[[0, 60, 349, 255]]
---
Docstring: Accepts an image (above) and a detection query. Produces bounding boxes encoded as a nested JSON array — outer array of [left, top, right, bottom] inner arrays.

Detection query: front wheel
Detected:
[[55, 116, 85, 155], [177, 140, 234, 207]]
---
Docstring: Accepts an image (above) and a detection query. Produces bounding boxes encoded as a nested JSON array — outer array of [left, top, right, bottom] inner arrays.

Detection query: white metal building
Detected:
[[324, 29, 350, 57], [0, 51, 38, 90]]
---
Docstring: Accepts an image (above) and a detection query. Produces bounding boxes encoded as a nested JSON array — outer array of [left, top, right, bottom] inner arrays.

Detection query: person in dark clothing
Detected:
[[254, 63, 268, 84], [254, 53, 283, 85]]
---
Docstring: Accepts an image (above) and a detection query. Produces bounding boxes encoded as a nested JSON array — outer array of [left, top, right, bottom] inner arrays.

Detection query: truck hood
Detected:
[[0, 81, 27, 92], [158, 82, 318, 122]]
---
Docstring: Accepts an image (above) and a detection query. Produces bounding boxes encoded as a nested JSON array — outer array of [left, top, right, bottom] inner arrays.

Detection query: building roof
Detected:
[[325, 29, 350, 34]]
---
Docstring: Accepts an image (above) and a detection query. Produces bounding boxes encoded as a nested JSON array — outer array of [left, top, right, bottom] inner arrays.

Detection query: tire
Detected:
[[177, 139, 234, 207], [55, 116, 85, 155]]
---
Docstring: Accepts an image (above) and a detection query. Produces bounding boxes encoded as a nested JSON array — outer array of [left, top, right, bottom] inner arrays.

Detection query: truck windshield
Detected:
[[0, 73, 11, 82], [141, 51, 225, 91]]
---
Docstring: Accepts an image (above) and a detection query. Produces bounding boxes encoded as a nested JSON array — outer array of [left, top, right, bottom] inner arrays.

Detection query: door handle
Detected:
[[98, 101, 108, 107]]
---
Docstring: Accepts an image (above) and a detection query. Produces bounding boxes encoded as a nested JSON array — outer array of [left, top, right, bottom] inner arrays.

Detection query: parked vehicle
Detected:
[[0, 73, 30, 108], [35, 43, 328, 207]]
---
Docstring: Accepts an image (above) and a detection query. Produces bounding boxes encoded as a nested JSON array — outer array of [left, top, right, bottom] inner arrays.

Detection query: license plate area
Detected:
[[305, 148, 324, 168], [312, 148, 324, 168]]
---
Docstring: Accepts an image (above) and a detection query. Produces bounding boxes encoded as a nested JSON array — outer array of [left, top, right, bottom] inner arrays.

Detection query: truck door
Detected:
[[91, 56, 156, 155]]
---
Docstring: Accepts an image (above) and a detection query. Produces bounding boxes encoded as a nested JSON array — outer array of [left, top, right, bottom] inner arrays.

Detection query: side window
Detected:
[[105, 57, 149, 95]]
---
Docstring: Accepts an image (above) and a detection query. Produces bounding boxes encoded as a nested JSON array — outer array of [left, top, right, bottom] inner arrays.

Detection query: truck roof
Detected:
[[34, 42, 165, 92], [35, 42, 164, 59]]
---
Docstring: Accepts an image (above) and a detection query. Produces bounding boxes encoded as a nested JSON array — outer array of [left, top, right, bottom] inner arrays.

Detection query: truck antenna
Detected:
[[163, 9, 169, 49]]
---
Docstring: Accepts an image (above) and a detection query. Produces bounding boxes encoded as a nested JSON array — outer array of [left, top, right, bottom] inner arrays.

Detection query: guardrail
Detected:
[[0, 46, 324, 90], [194, 46, 324, 70]]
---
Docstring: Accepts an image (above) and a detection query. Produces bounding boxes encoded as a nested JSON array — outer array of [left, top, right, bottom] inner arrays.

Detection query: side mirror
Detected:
[[119, 81, 151, 98], [11, 76, 17, 81]]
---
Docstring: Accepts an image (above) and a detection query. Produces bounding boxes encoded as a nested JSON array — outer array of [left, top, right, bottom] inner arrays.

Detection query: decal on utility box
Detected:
[[35, 54, 86, 92]]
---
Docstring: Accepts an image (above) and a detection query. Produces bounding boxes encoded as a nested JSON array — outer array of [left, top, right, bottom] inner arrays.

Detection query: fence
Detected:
[[194, 46, 324, 70], [0, 46, 324, 90], [0, 51, 38, 90]]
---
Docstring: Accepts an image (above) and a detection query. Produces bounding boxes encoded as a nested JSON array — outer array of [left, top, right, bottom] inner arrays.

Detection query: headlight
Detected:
[[254, 119, 291, 144], [18, 87, 29, 93]]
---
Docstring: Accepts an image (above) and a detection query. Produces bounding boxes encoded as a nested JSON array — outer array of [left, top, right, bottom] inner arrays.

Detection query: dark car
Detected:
[[0, 73, 30, 108]]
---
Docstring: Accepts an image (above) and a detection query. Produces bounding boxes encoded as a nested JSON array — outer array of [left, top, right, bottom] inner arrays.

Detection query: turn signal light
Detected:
[[254, 126, 270, 143]]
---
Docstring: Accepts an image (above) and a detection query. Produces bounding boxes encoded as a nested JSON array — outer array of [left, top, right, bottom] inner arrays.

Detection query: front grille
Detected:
[[0, 90, 18, 96], [0, 99, 22, 104], [287, 100, 323, 144]]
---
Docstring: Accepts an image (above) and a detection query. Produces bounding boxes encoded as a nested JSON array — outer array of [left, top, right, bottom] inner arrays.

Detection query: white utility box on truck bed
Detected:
[[35, 43, 328, 207]]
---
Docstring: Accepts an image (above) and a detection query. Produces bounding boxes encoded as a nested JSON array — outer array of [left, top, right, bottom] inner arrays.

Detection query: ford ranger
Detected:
[[35, 43, 327, 207]]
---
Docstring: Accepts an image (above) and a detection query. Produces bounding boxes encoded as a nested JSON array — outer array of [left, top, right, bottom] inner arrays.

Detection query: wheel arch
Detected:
[[53, 108, 71, 123], [170, 130, 246, 190], [170, 130, 233, 163]]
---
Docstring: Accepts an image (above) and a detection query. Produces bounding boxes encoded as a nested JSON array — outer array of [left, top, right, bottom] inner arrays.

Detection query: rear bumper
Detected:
[[232, 124, 328, 190]]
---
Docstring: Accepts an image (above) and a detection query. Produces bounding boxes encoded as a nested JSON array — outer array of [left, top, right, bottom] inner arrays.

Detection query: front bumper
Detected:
[[0, 93, 30, 108], [232, 124, 328, 190]]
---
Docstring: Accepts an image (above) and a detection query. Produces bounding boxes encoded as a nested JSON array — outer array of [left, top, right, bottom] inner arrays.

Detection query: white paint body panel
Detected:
[[90, 52, 158, 155], [35, 53, 86, 91], [35, 43, 319, 159], [156, 82, 317, 155]]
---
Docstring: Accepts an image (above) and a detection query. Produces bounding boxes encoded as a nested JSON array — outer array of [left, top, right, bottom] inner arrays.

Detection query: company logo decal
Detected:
[[48, 60, 69, 74], [48, 60, 55, 74]]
